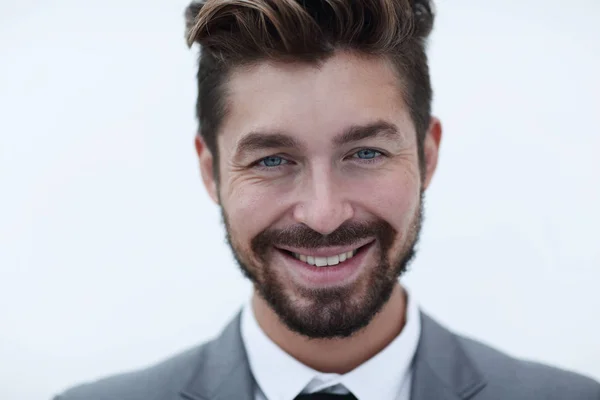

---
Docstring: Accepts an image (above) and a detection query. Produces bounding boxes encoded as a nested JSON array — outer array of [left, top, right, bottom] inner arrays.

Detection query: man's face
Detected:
[[197, 51, 440, 338]]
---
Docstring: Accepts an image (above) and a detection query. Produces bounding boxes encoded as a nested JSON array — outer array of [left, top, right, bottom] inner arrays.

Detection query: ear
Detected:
[[422, 117, 442, 191], [194, 135, 219, 204]]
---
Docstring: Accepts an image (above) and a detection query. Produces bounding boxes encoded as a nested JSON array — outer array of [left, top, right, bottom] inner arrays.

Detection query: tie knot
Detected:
[[294, 393, 358, 400]]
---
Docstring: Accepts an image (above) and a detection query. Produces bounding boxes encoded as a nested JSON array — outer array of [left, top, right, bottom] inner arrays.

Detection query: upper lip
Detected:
[[275, 239, 375, 258]]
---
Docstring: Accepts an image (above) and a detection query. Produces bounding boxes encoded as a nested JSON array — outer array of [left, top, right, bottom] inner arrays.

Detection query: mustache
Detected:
[[251, 220, 397, 257]]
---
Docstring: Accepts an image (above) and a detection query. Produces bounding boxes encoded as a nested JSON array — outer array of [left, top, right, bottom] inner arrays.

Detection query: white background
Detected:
[[1, 0, 599, 399]]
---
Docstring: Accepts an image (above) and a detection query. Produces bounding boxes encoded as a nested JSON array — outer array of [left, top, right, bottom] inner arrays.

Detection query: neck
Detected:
[[251, 283, 407, 374]]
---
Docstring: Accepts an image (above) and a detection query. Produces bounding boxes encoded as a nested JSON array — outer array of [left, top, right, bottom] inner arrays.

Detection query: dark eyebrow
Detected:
[[234, 132, 303, 158], [234, 120, 400, 158], [333, 120, 400, 146]]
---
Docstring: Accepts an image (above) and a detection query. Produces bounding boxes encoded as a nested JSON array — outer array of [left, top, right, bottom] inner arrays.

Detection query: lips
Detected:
[[275, 239, 372, 258], [274, 241, 375, 287], [291, 249, 356, 266], [277, 241, 372, 267], [274, 238, 375, 288], [275, 240, 373, 266]]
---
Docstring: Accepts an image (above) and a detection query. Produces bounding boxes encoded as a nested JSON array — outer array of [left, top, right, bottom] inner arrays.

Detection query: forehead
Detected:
[[218, 51, 413, 150]]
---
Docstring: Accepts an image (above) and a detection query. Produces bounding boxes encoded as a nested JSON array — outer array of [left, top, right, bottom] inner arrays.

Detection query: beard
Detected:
[[222, 194, 424, 339]]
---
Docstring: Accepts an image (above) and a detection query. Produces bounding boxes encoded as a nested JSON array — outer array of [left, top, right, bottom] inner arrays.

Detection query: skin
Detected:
[[195, 50, 442, 373]]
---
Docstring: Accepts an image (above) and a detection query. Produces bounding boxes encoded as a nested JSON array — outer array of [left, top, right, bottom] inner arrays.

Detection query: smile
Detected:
[[276, 241, 373, 268], [292, 250, 357, 267]]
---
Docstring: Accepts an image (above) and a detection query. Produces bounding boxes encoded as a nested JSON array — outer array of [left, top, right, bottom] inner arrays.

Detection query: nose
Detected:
[[292, 166, 354, 235]]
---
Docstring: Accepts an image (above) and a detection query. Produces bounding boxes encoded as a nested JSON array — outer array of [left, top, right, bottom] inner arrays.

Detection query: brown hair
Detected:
[[184, 0, 435, 178]]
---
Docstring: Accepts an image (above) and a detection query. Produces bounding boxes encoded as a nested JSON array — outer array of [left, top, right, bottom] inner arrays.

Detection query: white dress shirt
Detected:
[[240, 286, 421, 400]]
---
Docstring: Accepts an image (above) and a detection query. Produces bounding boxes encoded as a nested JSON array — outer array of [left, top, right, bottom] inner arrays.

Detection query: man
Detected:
[[54, 0, 600, 399]]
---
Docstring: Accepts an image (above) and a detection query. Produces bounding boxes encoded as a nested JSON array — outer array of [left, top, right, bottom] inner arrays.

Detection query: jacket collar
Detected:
[[410, 312, 487, 400], [180, 312, 254, 400], [180, 310, 487, 400]]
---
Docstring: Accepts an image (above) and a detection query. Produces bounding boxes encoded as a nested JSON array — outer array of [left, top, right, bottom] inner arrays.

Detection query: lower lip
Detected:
[[275, 242, 375, 288]]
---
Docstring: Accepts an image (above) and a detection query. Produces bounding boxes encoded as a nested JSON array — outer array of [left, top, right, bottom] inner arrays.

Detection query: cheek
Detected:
[[355, 170, 420, 229], [222, 180, 285, 243]]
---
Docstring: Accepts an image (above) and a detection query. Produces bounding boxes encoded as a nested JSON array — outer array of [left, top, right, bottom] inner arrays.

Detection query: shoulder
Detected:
[[53, 342, 208, 400], [456, 334, 600, 400]]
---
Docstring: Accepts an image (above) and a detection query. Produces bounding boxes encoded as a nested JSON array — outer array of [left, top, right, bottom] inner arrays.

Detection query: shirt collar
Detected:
[[241, 285, 421, 400], [337, 286, 420, 399], [241, 300, 317, 400]]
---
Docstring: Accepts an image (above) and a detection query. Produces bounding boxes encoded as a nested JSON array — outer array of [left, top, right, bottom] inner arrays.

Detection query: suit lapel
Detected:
[[410, 312, 487, 400], [180, 312, 255, 400], [179, 309, 488, 400]]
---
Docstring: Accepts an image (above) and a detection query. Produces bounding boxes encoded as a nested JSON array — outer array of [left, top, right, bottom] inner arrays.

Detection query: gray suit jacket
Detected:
[[54, 311, 600, 400]]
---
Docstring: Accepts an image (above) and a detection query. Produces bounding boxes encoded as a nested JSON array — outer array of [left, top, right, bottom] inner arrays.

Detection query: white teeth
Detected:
[[315, 257, 328, 267], [292, 249, 359, 267], [327, 255, 340, 266]]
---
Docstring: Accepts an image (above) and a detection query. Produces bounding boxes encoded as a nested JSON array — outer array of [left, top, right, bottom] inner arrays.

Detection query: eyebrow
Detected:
[[235, 132, 302, 157], [333, 120, 400, 146], [234, 120, 400, 158]]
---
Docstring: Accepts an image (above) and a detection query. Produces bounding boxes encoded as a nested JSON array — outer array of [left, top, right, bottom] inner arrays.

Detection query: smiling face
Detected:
[[196, 51, 441, 338]]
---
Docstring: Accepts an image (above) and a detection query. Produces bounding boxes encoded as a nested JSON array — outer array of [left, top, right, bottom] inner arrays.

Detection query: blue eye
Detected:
[[258, 156, 287, 168], [354, 149, 381, 160]]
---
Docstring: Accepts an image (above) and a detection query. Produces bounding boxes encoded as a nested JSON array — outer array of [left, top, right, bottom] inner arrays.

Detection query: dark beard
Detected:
[[222, 195, 424, 339]]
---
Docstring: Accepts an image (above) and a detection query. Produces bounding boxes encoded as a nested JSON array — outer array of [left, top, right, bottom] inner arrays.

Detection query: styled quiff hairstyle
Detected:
[[185, 0, 435, 178]]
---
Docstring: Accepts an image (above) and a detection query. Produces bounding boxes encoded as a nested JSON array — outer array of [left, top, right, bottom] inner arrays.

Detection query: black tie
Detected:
[[294, 393, 358, 400]]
